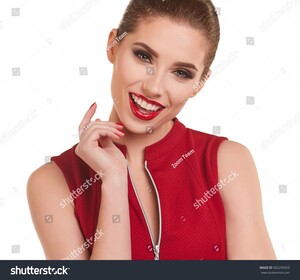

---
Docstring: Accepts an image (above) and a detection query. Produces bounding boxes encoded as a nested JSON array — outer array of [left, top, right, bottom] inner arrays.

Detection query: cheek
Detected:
[[167, 84, 194, 107], [111, 53, 132, 100], [114, 51, 145, 85]]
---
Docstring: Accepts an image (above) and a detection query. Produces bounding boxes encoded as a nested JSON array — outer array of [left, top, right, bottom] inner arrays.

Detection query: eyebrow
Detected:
[[132, 42, 199, 72]]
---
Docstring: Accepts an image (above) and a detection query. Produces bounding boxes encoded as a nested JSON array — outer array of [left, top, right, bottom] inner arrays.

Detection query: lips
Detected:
[[129, 92, 165, 121]]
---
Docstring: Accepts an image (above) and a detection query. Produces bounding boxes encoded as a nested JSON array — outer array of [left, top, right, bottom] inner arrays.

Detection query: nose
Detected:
[[142, 67, 165, 98]]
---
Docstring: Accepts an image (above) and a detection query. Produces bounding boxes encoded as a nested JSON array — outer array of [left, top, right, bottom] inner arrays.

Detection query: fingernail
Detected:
[[116, 122, 123, 126], [89, 102, 96, 109]]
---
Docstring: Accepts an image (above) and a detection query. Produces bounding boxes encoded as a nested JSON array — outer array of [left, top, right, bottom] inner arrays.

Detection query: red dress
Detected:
[[51, 118, 228, 260]]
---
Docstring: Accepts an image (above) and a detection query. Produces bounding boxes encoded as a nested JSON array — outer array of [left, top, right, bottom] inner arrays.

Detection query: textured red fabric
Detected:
[[51, 118, 228, 260]]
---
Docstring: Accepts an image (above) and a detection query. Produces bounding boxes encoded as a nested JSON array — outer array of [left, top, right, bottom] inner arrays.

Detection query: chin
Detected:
[[120, 116, 158, 135]]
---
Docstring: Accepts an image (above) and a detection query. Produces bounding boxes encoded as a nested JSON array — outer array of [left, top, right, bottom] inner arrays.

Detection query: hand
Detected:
[[75, 103, 127, 181]]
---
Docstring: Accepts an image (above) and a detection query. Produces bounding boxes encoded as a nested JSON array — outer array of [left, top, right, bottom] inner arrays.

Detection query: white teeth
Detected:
[[137, 97, 143, 106], [131, 94, 162, 112]]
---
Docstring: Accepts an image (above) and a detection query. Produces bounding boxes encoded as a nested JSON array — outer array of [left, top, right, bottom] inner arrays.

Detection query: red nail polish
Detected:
[[116, 122, 123, 126], [89, 102, 96, 109]]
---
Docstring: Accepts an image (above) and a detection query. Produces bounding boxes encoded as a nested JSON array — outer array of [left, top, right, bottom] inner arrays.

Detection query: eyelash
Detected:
[[134, 50, 152, 63], [133, 50, 194, 80]]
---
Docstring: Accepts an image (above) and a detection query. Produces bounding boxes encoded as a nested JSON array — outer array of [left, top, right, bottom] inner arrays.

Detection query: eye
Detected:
[[174, 69, 193, 79], [133, 50, 152, 63]]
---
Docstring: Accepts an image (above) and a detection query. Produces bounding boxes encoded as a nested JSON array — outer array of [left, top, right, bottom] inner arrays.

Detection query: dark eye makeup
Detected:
[[132, 49, 194, 80]]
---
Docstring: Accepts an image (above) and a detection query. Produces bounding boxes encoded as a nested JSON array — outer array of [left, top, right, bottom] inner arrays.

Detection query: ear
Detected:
[[106, 29, 119, 64], [190, 69, 212, 98]]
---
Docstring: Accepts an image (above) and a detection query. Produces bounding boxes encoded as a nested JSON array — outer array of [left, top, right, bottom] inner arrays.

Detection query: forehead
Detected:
[[124, 17, 208, 69]]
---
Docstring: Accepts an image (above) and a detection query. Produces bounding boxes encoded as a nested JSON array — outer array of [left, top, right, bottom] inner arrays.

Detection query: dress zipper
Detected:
[[127, 162, 162, 260]]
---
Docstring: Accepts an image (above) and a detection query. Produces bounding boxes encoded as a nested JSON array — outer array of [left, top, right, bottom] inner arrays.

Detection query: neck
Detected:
[[109, 108, 174, 165]]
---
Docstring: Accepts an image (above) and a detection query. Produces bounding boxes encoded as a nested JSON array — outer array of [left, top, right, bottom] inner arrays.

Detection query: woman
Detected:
[[27, 0, 276, 260]]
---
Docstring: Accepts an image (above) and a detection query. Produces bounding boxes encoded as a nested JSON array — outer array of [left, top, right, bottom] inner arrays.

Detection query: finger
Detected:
[[83, 120, 123, 133], [99, 135, 118, 149], [83, 133, 121, 153], [76, 127, 119, 149], [79, 102, 97, 132], [95, 119, 124, 129], [83, 127, 123, 144], [80, 123, 124, 141]]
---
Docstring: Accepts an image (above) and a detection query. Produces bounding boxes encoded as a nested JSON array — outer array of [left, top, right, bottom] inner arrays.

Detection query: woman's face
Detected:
[[107, 17, 208, 134]]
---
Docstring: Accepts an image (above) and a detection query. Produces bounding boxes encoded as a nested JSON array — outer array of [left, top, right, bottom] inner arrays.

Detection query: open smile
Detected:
[[129, 92, 165, 121]]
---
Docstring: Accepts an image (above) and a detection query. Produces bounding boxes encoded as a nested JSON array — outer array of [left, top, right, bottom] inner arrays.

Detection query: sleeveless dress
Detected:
[[51, 118, 228, 260]]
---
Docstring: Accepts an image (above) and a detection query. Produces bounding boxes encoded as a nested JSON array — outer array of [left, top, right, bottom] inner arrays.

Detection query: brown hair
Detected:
[[117, 0, 220, 78]]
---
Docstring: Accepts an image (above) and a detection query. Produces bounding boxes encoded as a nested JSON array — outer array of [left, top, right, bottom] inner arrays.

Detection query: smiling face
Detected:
[[107, 17, 209, 134]]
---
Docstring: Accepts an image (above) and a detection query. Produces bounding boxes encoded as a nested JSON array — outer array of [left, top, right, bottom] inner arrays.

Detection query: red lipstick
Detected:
[[129, 92, 165, 121]]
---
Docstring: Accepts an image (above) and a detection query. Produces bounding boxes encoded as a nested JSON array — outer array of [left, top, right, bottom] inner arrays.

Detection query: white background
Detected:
[[0, 0, 299, 260]]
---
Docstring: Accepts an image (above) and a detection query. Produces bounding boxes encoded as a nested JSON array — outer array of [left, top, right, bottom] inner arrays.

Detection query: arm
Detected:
[[27, 162, 90, 260], [90, 173, 131, 260], [217, 140, 276, 260], [27, 162, 131, 260], [28, 103, 131, 260]]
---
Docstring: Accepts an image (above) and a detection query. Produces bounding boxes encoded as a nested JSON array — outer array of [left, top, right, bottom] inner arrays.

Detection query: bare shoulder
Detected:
[[27, 162, 88, 259], [27, 162, 74, 209], [217, 140, 261, 215], [217, 140, 276, 259], [218, 140, 253, 168], [28, 161, 66, 184]]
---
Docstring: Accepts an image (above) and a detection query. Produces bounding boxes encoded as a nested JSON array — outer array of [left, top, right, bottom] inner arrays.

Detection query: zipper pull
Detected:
[[153, 245, 160, 260]]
